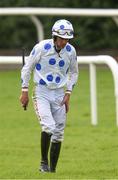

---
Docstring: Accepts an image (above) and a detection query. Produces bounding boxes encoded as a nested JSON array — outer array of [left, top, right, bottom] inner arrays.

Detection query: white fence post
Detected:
[[30, 15, 44, 42], [90, 63, 97, 125], [116, 97, 118, 126], [77, 55, 118, 126]]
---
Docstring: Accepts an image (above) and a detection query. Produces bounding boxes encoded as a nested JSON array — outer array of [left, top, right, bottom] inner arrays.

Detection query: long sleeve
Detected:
[[21, 43, 41, 88], [66, 49, 79, 91]]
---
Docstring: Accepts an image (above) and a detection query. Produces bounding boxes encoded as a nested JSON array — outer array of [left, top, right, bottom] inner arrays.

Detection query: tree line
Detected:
[[0, 0, 117, 52]]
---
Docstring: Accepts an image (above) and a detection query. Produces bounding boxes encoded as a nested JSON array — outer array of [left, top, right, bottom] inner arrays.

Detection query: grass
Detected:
[[0, 67, 117, 179]]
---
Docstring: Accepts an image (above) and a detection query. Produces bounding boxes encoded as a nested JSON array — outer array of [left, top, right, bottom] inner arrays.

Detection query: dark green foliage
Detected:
[[0, 0, 117, 51]]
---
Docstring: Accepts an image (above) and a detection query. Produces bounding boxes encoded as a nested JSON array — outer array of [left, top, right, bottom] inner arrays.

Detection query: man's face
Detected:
[[55, 37, 69, 50]]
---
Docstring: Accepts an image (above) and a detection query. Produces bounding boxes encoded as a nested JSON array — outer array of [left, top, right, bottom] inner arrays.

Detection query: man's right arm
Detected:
[[20, 89, 29, 110], [20, 43, 41, 110]]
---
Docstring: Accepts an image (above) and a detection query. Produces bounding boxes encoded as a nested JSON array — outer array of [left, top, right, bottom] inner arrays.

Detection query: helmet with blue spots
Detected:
[[52, 19, 74, 39]]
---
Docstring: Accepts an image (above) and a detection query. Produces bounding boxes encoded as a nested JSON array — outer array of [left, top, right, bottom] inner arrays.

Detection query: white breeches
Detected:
[[33, 85, 66, 142]]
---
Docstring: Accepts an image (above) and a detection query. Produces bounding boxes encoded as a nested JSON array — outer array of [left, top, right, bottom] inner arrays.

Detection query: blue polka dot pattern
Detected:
[[36, 63, 41, 71], [47, 74, 53, 81], [59, 60, 65, 67], [44, 43, 51, 50], [49, 58, 56, 65], [39, 79, 46, 85], [55, 76, 61, 83], [60, 25, 65, 29], [66, 45, 71, 52]]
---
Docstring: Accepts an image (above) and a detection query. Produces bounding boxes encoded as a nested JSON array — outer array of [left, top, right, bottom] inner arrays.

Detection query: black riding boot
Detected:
[[40, 131, 51, 172], [50, 142, 61, 172]]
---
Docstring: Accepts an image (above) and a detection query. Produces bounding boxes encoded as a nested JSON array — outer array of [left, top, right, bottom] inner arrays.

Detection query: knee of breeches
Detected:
[[51, 128, 65, 143], [41, 122, 55, 135]]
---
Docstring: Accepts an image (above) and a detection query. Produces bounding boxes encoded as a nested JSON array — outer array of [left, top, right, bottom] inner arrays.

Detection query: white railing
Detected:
[[77, 55, 118, 126], [0, 8, 118, 41], [0, 8, 118, 16], [0, 55, 118, 126]]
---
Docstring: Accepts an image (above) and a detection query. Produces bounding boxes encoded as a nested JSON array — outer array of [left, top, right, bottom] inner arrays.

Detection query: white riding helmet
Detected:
[[52, 19, 74, 39]]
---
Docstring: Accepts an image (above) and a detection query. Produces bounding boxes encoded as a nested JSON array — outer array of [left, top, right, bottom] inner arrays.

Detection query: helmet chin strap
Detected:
[[53, 39, 61, 57], [53, 36, 68, 56], [54, 45, 61, 57], [53, 36, 61, 53], [55, 45, 61, 51]]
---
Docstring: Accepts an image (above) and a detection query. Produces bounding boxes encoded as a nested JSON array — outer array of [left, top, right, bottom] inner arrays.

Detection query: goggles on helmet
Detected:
[[53, 29, 74, 36]]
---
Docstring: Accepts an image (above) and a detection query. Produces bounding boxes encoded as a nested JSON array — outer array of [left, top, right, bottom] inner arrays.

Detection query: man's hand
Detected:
[[20, 91, 29, 110], [61, 93, 71, 113]]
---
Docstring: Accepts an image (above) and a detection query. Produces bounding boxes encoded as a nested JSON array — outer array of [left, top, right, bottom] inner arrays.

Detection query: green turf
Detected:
[[0, 67, 118, 179]]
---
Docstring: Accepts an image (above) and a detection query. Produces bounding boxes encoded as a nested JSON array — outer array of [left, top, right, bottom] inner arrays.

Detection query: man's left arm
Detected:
[[61, 49, 79, 113]]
